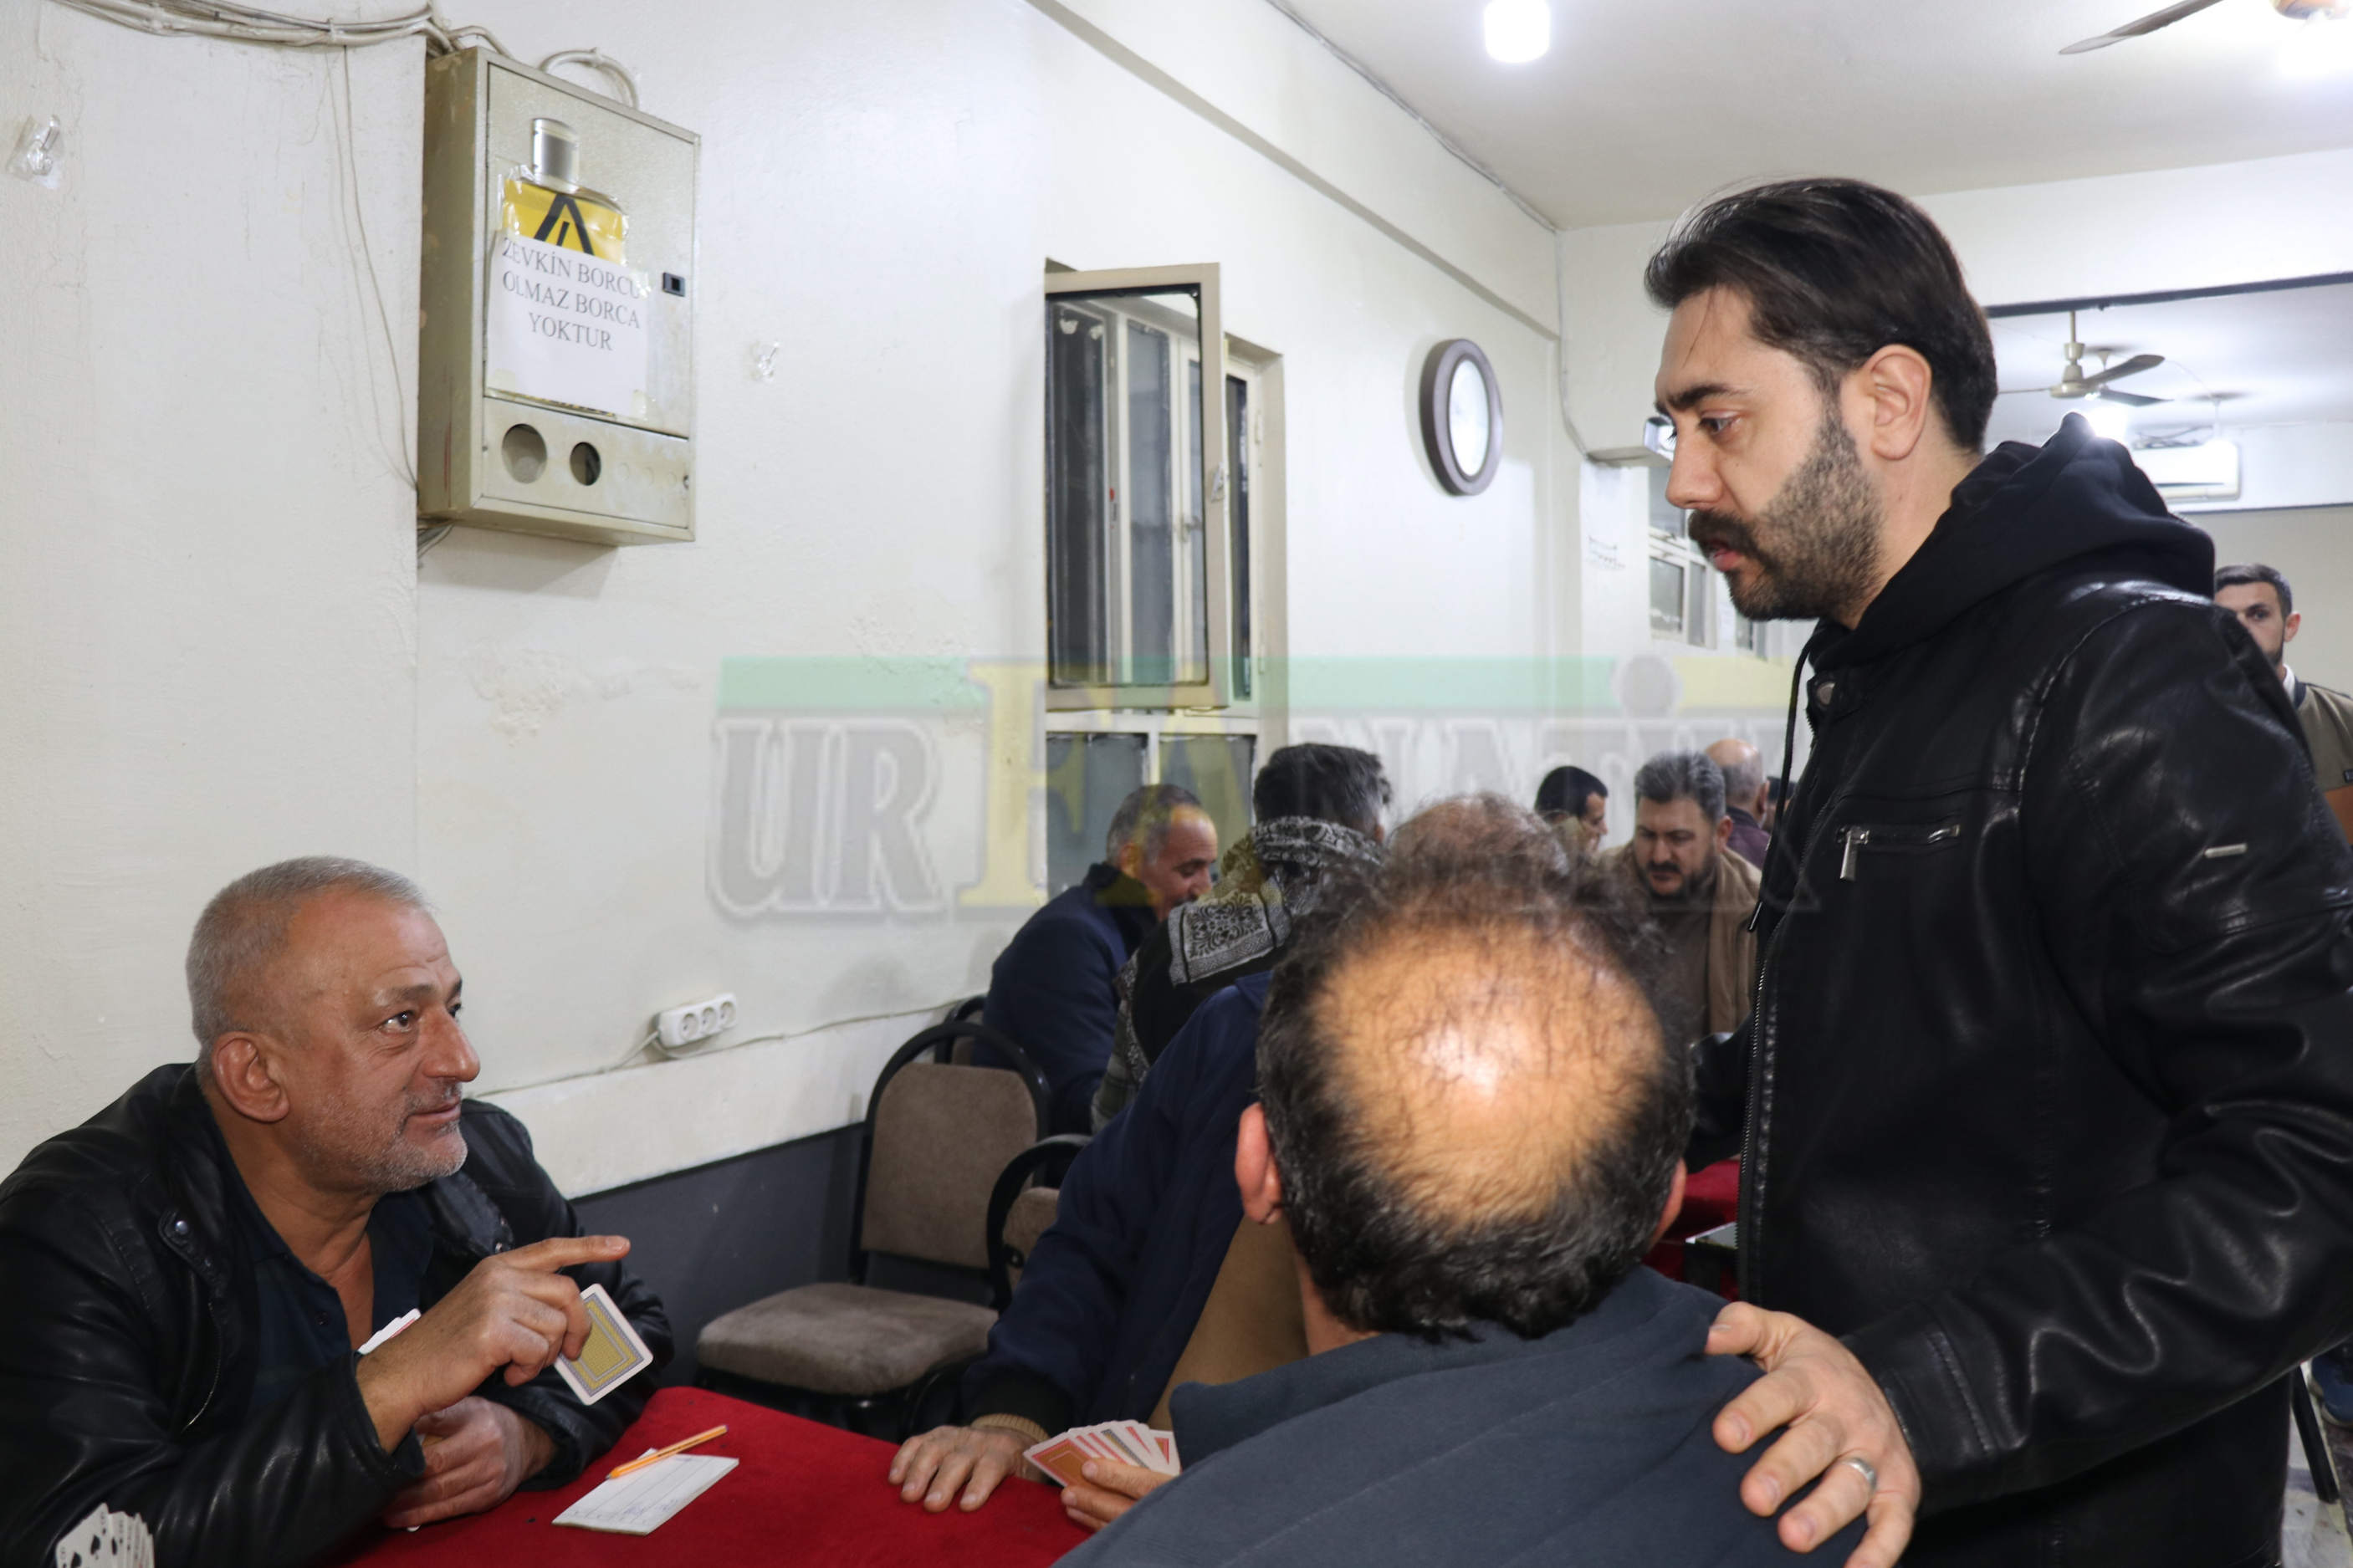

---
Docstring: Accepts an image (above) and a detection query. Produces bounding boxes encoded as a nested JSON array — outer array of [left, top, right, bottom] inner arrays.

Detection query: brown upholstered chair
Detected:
[[694, 1019, 1049, 1438], [985, 1134, 1089, 1310]]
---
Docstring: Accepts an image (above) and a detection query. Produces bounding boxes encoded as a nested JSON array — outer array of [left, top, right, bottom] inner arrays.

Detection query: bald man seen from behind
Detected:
[[1063, 796, 1857, 1567]]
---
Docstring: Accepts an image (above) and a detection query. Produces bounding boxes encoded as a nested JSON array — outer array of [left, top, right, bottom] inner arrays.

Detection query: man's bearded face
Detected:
[[1685, 403, 1884, 624]]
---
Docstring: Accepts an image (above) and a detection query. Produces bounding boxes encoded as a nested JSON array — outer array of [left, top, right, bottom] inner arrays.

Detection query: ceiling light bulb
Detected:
[[2083, 401, 2133, 444], [2280, 13, 2353, 77], [1484, 0, 1551, 63]]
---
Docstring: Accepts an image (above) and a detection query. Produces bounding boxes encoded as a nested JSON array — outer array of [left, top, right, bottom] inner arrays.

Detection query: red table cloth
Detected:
[[334, 1387, 1091, 1567]]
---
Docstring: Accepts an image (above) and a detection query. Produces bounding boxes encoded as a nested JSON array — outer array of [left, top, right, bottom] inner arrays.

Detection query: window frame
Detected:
[[1045, 263, 1231, 712]]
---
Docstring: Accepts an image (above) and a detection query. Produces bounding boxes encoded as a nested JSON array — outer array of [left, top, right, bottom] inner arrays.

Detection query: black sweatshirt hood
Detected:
[[1810, 413, 2214, 672]]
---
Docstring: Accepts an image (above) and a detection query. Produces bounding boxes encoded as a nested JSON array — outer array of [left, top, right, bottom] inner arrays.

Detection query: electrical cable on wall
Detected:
[[45, 0, 646, 562], [607, 1000, 978, 1074]]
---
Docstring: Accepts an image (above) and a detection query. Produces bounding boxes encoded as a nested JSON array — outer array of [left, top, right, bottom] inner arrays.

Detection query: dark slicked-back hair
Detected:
[[2216, 562, 2294, 617], [1645, 177, 1997, 454], [1258, 795, 1689, 1342], [1252, 743, 1389, 835], [1534, 764, 1606, 822]]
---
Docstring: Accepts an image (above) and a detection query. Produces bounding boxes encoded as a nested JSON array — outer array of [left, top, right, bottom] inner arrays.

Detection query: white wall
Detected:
[[0, 4, 422, 1170], [0, 0, 1575, 1187]]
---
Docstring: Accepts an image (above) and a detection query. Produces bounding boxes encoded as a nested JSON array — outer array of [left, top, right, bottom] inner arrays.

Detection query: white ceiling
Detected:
[[1984, 278, 2353, 447], [1276, 0, 2353, 227]]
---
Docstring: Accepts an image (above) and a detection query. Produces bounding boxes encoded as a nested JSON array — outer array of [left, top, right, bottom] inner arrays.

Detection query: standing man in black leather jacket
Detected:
[[1647, 180, 2353, 1568], [0, 857, 671, 1567]]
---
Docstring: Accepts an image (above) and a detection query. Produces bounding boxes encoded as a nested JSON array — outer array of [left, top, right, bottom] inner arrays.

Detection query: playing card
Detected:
[[1020, 1435, 1097, 1489], [54, 1508, 149, 1568], [553, 1282, 656, 1406]]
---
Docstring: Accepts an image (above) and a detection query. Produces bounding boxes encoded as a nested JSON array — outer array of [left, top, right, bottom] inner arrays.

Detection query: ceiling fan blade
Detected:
[[2094, 389, 2166, 406], [2083, 352, 2166, 386], [2060, 0, 2226, 53]]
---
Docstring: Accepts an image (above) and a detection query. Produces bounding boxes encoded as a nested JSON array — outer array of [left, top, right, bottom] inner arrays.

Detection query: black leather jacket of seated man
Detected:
[[0, 1064, 672, 1568], [1689, 418, 2353, 1567]]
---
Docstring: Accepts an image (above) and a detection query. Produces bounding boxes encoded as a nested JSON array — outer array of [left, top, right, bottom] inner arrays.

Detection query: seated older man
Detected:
[[983, 783, 1218, 1133], [1061, 799, 1859, 1565], [0, 858, 669, 1566]]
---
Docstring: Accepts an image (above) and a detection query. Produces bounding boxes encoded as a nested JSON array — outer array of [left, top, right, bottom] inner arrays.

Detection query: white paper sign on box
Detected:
[[484, 230, 650, 421]]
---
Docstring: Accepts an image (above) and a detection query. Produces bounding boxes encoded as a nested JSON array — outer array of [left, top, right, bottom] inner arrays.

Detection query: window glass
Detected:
[[1226, 374, 1251, 700], [1045, 288, 1206, 690], [1650, 556, 1685, 636], [1047, 302, 1112, 685], [1043, 732, 1148, 893], [1159, 733, 1256, 862]]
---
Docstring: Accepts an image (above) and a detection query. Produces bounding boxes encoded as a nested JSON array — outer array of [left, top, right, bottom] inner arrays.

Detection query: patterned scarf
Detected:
[[1165, 816, 1384, 986]]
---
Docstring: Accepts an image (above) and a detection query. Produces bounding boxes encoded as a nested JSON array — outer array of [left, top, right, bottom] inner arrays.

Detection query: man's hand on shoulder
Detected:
[[1706, 1301, 1920, 1568], [379, 1398, 555, 1529], [354, 1234, 629, 1451]]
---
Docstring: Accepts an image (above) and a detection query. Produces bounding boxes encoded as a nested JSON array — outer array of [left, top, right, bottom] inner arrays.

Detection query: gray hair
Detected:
[[1633, 750, 1726, 824], [187, 857, 428, 1068], [1104, 783, 1204, 863]]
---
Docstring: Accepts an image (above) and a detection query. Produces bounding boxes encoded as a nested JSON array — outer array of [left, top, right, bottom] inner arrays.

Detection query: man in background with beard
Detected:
[[0, 858, 668, 1566], [1608, 749, 1758, 1040], [1649, 179, 2353, 1568]]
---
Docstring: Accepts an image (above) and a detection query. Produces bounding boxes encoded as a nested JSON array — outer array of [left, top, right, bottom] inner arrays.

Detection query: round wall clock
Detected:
[[1419, 339, 1502, 495]]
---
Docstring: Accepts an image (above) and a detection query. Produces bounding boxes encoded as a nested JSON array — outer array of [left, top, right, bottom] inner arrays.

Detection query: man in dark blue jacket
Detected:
[[982, 783, 1217, 1133], [891, 967, 1270, 1518], [1066, 796, 1856, 1565]]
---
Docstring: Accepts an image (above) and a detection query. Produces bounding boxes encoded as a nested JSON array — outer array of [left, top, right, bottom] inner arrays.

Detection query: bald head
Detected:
[[1259, 795, 1689, 1341], [1706, 738, 1767, 818]]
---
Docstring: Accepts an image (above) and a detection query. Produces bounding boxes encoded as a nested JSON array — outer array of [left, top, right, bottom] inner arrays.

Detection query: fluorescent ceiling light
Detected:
[[2280, 15, 2353, 77], [1484, 0, 1550, 63]]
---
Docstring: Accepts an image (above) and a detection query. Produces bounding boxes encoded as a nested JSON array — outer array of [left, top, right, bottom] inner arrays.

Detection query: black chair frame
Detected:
[[985, 1134, 1090, 1311], [845, 1019, 1051, 1286]]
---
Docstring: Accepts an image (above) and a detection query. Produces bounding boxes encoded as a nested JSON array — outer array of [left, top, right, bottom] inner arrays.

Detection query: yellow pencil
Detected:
[[606, 1423, 729, 1479]]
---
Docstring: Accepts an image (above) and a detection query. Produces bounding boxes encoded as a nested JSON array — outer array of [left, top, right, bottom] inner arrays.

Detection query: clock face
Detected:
[[1420, 340, 1501, 495], [1448, 358, 1492, 477]]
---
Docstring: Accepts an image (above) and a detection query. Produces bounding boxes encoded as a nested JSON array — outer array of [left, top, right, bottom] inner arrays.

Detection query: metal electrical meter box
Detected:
[[419, 50, 698, 546]]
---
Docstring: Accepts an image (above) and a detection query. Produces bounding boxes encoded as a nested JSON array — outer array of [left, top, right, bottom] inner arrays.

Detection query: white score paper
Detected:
[[553, 1453, 738, 1535], [484, 230, 650, 421]]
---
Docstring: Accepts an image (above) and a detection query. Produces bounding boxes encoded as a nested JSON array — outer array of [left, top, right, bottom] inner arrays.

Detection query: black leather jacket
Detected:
[[0, 1065, 672, 1567], [1693, 418, 2353, 1567]]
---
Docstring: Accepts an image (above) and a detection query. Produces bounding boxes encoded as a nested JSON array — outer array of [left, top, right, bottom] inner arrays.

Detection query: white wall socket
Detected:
[[655, 992, 737, 1050]]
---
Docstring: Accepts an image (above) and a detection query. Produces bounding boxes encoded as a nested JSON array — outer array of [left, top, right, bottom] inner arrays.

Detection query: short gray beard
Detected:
[[291, 1080, 469, 1195], [1687, 407, 1883, 622]]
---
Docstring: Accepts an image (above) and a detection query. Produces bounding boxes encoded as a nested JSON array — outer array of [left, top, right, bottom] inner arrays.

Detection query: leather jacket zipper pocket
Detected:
[[1839, 820, 1961, 880]]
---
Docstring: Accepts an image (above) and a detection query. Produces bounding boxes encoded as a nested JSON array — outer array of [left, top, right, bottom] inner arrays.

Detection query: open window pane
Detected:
[[1045, 278, 1218, 697], [1048, 302, 1113, 684], [1226, 373, 1251, 700]]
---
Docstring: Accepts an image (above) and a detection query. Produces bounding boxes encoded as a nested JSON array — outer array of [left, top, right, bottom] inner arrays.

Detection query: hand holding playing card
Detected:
[[1059, 1456, 1171, 1532], [354, 1233, 632, 1452]]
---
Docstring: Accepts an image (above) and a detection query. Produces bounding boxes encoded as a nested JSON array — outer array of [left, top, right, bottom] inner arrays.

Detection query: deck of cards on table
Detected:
[[54, 1505, 152, 1568], [1024, 1422, 1180, 1487], [556, 1282, 657, 1404]]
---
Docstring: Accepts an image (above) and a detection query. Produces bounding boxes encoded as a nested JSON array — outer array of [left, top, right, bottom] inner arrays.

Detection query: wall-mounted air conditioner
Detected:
[[2133, 440, 2240, 503]]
